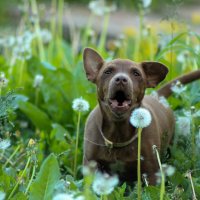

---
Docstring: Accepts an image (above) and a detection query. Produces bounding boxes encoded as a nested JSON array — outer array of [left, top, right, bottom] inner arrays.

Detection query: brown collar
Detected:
[[99, 128, 138, 148], [95, 106, 138, 148]]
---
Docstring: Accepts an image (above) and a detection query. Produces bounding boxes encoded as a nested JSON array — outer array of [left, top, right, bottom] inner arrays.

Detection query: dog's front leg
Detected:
[[142, 158, 159, 185]]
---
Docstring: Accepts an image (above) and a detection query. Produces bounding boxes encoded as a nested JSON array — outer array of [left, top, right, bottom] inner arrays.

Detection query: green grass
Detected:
[[0, 1, 200, 199]]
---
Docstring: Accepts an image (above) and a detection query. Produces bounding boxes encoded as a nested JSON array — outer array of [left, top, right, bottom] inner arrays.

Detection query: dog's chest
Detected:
[[98, 144, 137, 163], [97, 146, 138, 181]]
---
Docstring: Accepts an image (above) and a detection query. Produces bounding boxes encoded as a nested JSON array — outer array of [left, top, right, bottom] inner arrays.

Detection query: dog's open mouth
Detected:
[[109, 90, 131, 111]]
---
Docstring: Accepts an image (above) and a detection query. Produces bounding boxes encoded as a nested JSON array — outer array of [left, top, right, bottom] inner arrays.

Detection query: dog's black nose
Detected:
[[115, 75, 128, 85]]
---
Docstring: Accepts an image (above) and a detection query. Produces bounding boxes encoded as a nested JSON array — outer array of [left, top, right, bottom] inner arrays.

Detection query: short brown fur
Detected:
[[82, 47, 199, 185]]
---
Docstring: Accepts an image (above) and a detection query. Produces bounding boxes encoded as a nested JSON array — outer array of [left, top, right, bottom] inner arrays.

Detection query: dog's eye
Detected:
[[132, 70, 140, 76], [104, 69, 113, 75]]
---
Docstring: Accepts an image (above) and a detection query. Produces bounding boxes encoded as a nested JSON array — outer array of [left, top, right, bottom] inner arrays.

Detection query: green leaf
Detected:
[[51, 123, 72, 141], [41, 61, 57, 71], [11, 192, 27, 200], [29, 154, 61, 200], [18, 101, 51, 131]]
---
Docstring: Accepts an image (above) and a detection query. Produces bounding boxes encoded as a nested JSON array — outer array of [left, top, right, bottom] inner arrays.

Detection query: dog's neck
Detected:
[[100, 108, 137, 143]]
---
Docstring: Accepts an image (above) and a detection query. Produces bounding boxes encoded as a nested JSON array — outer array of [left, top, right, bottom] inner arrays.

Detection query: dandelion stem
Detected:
[[82, 14, 94, 47], [137, 127, 142, 200], [186, 171, 197, 200], [19, 60, 25, 86], [25, 164, 36, 195], [153, 145, 165, 200], [191, 111, 196, 167], [35, 87, 40, 106], [58, 0, 64, 39], [170, 21, 174, 80], [30, 0, 45, 61], [98, 13, 110, 52], [73, 111, 81, 178], [3, 145, 20, 168], [7, 156, 31, 200], [134, 7, 143, 60]]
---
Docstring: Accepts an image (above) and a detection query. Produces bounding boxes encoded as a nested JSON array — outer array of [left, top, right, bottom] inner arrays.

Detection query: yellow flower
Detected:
[[123, 27, 137, 37], [28, 138, 36, 147], [191, 12, 200, 25]]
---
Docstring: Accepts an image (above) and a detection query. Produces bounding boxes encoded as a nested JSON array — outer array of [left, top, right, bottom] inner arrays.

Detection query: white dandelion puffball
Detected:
[[53, 193, 74, 200], [92, 172, 119, 195], [142, 0, 152, 8], [33, 74, 44, 88], [0, 139, 11, 150], [130, 107, 152, 128], [72, 97, 89, 112]]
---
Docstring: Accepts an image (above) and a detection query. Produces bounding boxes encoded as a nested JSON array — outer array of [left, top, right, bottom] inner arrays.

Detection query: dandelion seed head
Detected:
[[151, 91, 170, 108], [75, 196, 85, 200], [130, 108, 152, 128], [13, 45, 32, 60], [164, 165, 175, 177], [53, 193, 74, 200], [176, 117, 190, 136], [89, 0, 117, 16], [3, 36, 15, 47], [72, 97, 89, 112], [33, 74, 44, 88], [171, 81, 187, 95], [0, 72, 9, 88], [92, 172, 119, 195], [141, 0, 152, 8], [177, 51, 189, 64], [0, 139, 11, 150], [39, 29, 52, 44], [194, 45, 200, 54]]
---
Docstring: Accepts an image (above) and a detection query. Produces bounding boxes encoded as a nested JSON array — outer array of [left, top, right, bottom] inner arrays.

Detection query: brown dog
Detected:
[[82, 47, 199, 185]]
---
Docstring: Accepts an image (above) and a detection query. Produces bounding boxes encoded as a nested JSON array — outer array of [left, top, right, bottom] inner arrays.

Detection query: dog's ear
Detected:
[[83, 48, 104, 83], [141, 62, 168, 88]]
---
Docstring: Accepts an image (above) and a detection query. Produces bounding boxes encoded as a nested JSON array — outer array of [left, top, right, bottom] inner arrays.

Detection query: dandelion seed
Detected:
[[0, 72, 9, 88], [33, 74, 44, 88], [171, 81, 187, 95], [92, 172, 119, 195], [130, 108, 152, 128], [72, 97, 89, 112], [0, 139, 11, 150], [89, 0, 117, 16], [53, 193, 74, 200]]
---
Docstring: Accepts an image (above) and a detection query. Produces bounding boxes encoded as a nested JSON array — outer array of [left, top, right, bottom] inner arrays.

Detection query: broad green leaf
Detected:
[[11, 192, 27, 200], [41, 61, 57, 71], [51, 123, 72, 141], [29, 154, 61, 200], [18, 101, 51, 131]]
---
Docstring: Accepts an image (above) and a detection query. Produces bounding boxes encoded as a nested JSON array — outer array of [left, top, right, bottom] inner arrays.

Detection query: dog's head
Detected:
[[83, 48, 168, 120]]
